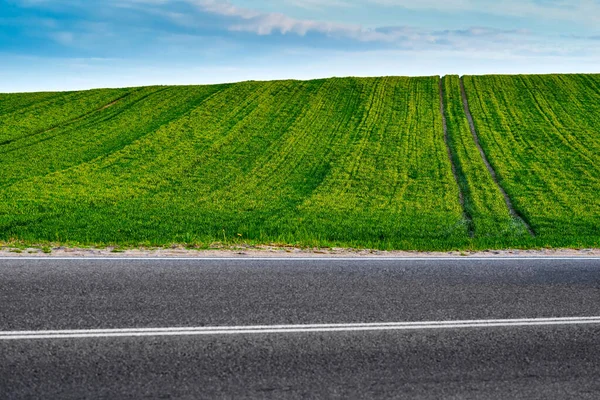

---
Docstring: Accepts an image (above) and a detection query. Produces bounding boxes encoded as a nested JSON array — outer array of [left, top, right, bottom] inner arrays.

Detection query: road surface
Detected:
[[1, 257, 600, 399]]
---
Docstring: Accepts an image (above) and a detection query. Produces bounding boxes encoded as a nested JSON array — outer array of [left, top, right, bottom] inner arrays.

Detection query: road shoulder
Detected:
[[0, 245, 598, 258]]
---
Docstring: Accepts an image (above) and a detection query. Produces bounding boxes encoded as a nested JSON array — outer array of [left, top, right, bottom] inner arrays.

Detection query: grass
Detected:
[[463, 74, 600, 248], [442, 75, 530, 245], [0, 88, 130, 146], [0, 75, 598, 250]]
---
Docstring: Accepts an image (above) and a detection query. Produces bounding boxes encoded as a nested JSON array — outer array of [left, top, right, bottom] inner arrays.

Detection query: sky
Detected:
[[1, 0, 600, 92]]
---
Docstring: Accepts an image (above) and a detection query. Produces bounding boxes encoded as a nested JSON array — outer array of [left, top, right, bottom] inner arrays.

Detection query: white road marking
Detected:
[[2, 317, 600, 340], [0, 257, 599, 261]]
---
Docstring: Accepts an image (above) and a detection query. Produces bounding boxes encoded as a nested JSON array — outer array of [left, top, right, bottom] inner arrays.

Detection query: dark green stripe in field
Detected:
[[0, 75, 598, 250]]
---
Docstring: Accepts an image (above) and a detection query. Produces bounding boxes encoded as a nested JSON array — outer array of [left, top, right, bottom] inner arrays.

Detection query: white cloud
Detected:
[[194, 0, 363, 37], [369, 0, 600, 24], [120, 0, 600, 42], [190, 0, 532, 45], [195, 0, 261, 18], [188, 0, 542, 51], [278, 0, 355, 10], [78, 0, 600, 58], [208, 0, 600, 25]]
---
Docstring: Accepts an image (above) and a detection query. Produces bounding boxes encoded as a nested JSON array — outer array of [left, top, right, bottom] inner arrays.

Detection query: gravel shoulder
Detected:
[[0, 245, 598, 258]]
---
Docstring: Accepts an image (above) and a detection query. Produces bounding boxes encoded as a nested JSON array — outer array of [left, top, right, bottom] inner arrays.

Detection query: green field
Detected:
[[0, 74, 598, 250], [463, 74, 600, 248]]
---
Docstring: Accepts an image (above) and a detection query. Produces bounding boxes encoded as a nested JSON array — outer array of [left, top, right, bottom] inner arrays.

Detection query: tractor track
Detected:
[[439, 78, 473, 236], [459, 77, 535, 237]]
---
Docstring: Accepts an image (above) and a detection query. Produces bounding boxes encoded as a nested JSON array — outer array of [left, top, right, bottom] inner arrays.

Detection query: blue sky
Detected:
[[1, 0, 600, 92]]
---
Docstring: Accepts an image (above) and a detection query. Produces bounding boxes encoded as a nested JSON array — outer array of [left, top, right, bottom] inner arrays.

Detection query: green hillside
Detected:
[[0, 75, 598, 250]]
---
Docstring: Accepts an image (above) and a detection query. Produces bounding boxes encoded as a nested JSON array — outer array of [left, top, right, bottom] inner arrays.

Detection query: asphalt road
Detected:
[[1, 257, 600, 399]]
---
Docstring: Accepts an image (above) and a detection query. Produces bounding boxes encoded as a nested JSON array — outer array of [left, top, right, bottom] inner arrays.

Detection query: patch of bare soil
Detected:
[[100, 98, 123, 110]]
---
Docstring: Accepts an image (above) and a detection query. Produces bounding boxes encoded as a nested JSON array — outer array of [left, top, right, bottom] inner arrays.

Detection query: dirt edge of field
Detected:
[[0, 245, 598, 258]]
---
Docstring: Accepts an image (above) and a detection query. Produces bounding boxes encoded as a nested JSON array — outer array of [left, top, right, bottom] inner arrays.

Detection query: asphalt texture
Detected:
[[1, 257, 600, 399]]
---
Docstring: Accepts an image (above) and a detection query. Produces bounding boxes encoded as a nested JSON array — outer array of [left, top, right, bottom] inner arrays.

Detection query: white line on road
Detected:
[[2, 317, 600, 340]]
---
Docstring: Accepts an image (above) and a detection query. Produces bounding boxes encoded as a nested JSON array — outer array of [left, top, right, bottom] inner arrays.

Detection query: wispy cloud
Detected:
[[190, 0, 530, 45], [193, 0, 361, 37], [199, 0, 600, 25], [183, 0, 549, 55], [369, 0, 600, 24], [196, 0, 261, 18], [11, 0, 598, 55]]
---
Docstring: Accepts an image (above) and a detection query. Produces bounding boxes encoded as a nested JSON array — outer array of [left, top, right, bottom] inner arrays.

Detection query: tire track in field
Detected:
[[459, 77, 535, 237], [439, 77, 473, 236]]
